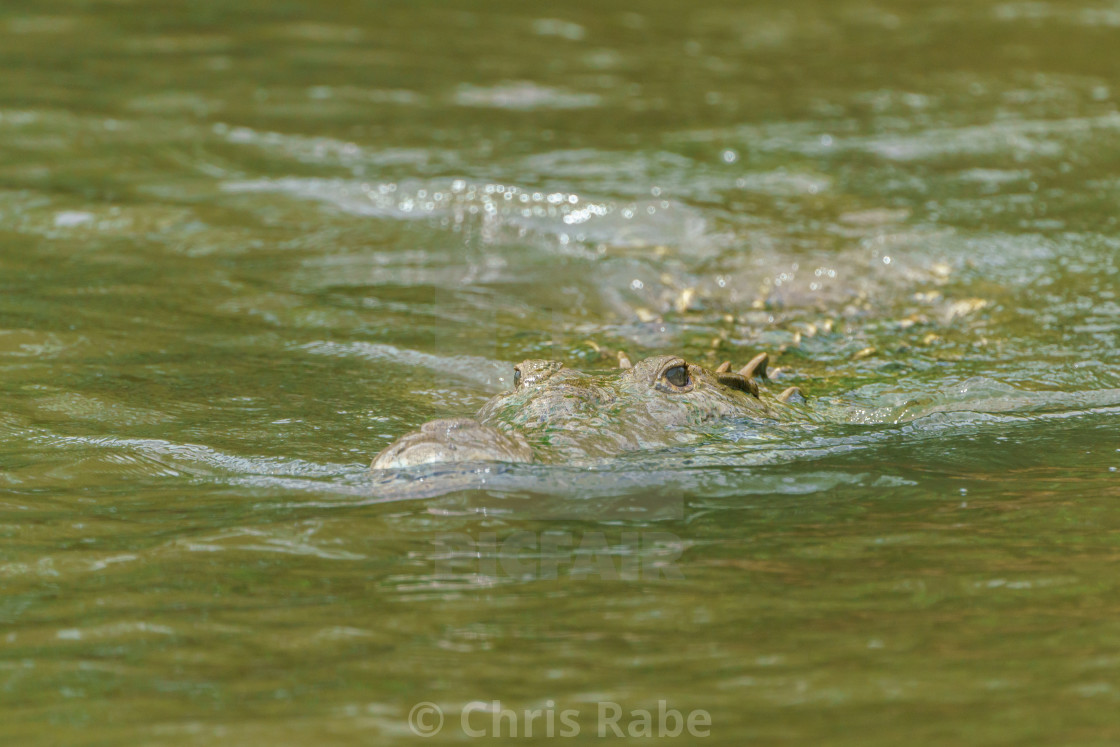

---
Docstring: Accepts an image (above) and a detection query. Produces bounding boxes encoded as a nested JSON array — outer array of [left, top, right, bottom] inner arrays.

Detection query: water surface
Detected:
[[2, 0, 1119, 744]]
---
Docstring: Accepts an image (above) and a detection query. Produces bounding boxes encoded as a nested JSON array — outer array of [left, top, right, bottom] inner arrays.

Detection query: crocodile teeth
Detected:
[[778, 386, 804, 404], [717, 372, 760, 398], [739, 352, 769, 380]]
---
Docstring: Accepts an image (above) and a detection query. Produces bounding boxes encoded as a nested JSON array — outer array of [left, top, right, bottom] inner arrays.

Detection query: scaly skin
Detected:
[[372, 353, 799, 469]]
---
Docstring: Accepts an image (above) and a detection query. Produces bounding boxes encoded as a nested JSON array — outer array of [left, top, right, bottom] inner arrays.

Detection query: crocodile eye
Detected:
[[663, 364, 690, 388], [513, 366, 522, 389]]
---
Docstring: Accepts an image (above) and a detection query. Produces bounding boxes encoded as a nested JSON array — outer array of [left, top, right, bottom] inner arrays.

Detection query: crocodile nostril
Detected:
[[511, 360, 565, 390]]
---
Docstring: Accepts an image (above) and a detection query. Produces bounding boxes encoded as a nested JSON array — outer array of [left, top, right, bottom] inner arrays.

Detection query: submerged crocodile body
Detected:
[[372, 353, 802, 469]]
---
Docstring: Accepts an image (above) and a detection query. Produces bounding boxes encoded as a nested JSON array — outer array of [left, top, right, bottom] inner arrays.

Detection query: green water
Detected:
[[2, 0, 1120, 744]]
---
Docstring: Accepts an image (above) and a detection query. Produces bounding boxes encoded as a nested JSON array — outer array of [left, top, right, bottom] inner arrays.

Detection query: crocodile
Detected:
[[371, 352, 802, 469]]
